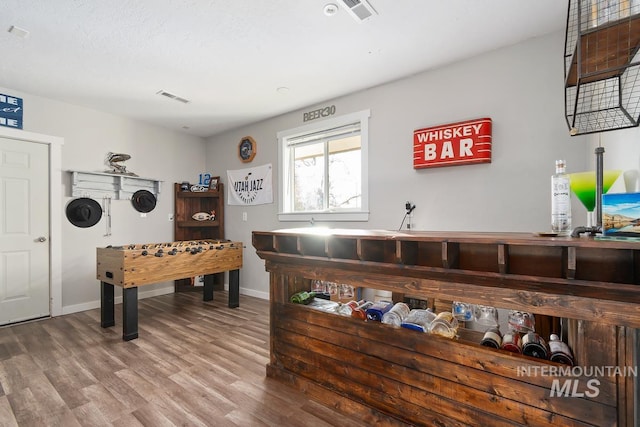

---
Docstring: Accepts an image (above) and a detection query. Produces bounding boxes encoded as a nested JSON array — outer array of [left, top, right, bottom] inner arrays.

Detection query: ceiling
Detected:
[[1, 1, 567, 138]]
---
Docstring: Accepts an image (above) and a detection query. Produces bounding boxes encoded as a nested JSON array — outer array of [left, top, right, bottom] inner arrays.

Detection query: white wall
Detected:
[[586, 127, 640, 194], [0, 86, 207, 313], [5, 30, 637, 311], [205, 31, 593, 299]]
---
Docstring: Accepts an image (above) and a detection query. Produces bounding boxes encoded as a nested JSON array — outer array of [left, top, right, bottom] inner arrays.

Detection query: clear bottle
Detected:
[[401, 309, 436, 332], [551, 160, 572, 235], [337, 300, 362, 316], [429, 311, 459, 339], [381, 302, 411, 327]]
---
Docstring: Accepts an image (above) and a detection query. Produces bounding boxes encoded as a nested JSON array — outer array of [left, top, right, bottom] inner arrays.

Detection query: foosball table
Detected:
[[97, 239, 243, 340]]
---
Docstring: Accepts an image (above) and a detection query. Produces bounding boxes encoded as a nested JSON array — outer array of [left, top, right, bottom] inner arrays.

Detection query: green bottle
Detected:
[[290, 291, 316, 304]]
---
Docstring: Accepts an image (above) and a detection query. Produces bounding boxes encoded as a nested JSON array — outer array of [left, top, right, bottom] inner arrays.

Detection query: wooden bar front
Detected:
[[253, 229, 639, 426]]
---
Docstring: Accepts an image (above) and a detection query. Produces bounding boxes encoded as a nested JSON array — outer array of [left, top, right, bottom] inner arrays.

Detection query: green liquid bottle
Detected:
[[290, 291, 316, 304]]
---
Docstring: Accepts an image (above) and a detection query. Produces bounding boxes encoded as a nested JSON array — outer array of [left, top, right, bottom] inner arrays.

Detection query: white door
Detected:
[[0, 136, 50, 325]]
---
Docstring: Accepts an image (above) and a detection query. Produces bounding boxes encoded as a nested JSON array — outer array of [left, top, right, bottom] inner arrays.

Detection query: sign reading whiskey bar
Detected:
[[413, 117, 492, 169]]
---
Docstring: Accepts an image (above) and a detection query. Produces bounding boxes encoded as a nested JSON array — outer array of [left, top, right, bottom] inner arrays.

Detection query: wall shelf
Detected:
[[176, 220, 221, 228], [564, 2, 640, 134], [69, 170, 162, 200]]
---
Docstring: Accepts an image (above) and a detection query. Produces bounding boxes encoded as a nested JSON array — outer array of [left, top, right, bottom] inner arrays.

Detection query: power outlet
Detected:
[[168, 213, 174, 221], [242, 212, 248, 221]]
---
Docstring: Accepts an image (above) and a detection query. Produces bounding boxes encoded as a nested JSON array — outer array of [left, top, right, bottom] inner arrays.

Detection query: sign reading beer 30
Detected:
[[413, 118, 492, 169]]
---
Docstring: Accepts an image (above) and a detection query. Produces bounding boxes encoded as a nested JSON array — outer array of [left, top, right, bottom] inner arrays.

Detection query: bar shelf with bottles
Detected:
[[252, 228, 639, 426]]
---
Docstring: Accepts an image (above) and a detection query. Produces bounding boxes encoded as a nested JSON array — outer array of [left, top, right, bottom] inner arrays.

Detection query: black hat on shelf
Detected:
[[66, 198, 102, 228], [131, 190, 156, 213]]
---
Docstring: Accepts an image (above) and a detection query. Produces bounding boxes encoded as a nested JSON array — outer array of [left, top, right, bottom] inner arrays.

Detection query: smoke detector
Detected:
[[324, 3, 339, 16], [339, 0, 377, 22]]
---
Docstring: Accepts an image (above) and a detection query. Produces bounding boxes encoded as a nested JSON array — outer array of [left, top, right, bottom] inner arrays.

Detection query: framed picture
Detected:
[[208, 176, 220, 192]]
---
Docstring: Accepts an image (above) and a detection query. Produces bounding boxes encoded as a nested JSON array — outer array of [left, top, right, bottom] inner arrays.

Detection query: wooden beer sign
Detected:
[[413, 118, 492, 169]]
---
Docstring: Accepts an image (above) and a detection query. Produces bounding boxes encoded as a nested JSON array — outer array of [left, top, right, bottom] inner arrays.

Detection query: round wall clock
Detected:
[[239, 136, 257, 163]]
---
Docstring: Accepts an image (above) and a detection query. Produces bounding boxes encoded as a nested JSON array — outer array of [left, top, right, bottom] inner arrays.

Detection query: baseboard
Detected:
[[61, 286, 174, 315], [61, 284, 269, 316], [238, 287, 269, 300]]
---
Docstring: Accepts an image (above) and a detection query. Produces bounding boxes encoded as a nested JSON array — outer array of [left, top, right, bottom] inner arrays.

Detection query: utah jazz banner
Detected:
[[227, 163, 273, 205]]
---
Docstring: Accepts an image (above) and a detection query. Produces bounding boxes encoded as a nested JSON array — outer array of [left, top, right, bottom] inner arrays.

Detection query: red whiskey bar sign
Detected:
[[413, 118, 492, 169]]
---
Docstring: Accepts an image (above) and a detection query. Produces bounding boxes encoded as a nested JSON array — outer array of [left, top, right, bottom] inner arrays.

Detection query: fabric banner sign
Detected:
[[227, 163, 273, 205]]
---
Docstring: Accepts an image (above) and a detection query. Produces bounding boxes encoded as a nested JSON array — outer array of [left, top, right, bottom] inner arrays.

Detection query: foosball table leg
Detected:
[[122, 287, 138, 341], [229, 269, 239, 308], [100, 281, 115, 328], [203, 274, 215, 301]]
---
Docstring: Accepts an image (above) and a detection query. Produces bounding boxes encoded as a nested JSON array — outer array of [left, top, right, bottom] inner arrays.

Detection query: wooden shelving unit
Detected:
[[566, 14, 640, 87], [174, 182, 225, 292], [564, 2, 640, 134]]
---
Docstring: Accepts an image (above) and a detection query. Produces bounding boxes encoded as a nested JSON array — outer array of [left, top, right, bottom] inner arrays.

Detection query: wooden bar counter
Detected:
[[252, 228, 639, 426]]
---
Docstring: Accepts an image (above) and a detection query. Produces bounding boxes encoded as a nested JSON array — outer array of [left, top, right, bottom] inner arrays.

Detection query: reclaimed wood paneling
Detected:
[[254, 229, 639, 426]]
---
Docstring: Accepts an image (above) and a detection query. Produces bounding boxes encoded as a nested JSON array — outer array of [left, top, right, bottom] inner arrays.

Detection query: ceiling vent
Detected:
[[340, 0, 377, 22], [156, 90, 190, 104], [8, 25, 30, 38]]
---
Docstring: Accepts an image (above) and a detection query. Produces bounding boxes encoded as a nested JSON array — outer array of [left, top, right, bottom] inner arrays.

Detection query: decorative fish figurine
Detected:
[[192, 212, 211, 221]]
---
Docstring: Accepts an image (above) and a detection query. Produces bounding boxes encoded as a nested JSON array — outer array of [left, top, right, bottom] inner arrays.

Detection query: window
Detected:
[[278, 110, 370, 222]]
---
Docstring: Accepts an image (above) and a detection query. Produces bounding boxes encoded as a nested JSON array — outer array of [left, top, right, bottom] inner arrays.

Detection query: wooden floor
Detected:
[[0, 292, 371, 427]]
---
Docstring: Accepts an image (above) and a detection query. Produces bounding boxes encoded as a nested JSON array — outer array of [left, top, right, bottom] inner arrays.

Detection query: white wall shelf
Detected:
[[69, 170, 162, 200]]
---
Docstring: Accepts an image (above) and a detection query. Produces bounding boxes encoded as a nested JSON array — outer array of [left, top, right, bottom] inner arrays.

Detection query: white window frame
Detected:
[[277, 109, 370, 222]]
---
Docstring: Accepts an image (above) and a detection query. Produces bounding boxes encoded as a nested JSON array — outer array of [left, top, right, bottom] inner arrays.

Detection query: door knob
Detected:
[[37, 236, 47, 242]]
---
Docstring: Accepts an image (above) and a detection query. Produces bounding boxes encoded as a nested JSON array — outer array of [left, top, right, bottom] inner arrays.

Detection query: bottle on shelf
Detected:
[[551, 159, 572, 235], [522, 332, 550, 360], [500, 329, 523, 354], [400, 309, 436, 332], [307, 298, 340, 313], [381, 302, 411, 326], [337, 300, 362, 316], [365, 301, 393, 322], [351, 301, 374, 320], [429, 311, 459, 338], [290, 291, 316, 305], [548, 334, 575, 366], [480, 326, 502, 349]]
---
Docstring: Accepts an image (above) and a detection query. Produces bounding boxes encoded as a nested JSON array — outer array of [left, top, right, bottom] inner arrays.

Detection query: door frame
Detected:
[[0, 127, 64, 317]]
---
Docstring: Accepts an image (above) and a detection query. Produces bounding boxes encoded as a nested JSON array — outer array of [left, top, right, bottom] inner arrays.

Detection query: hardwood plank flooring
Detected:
[[0, 292, 371, 427]]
